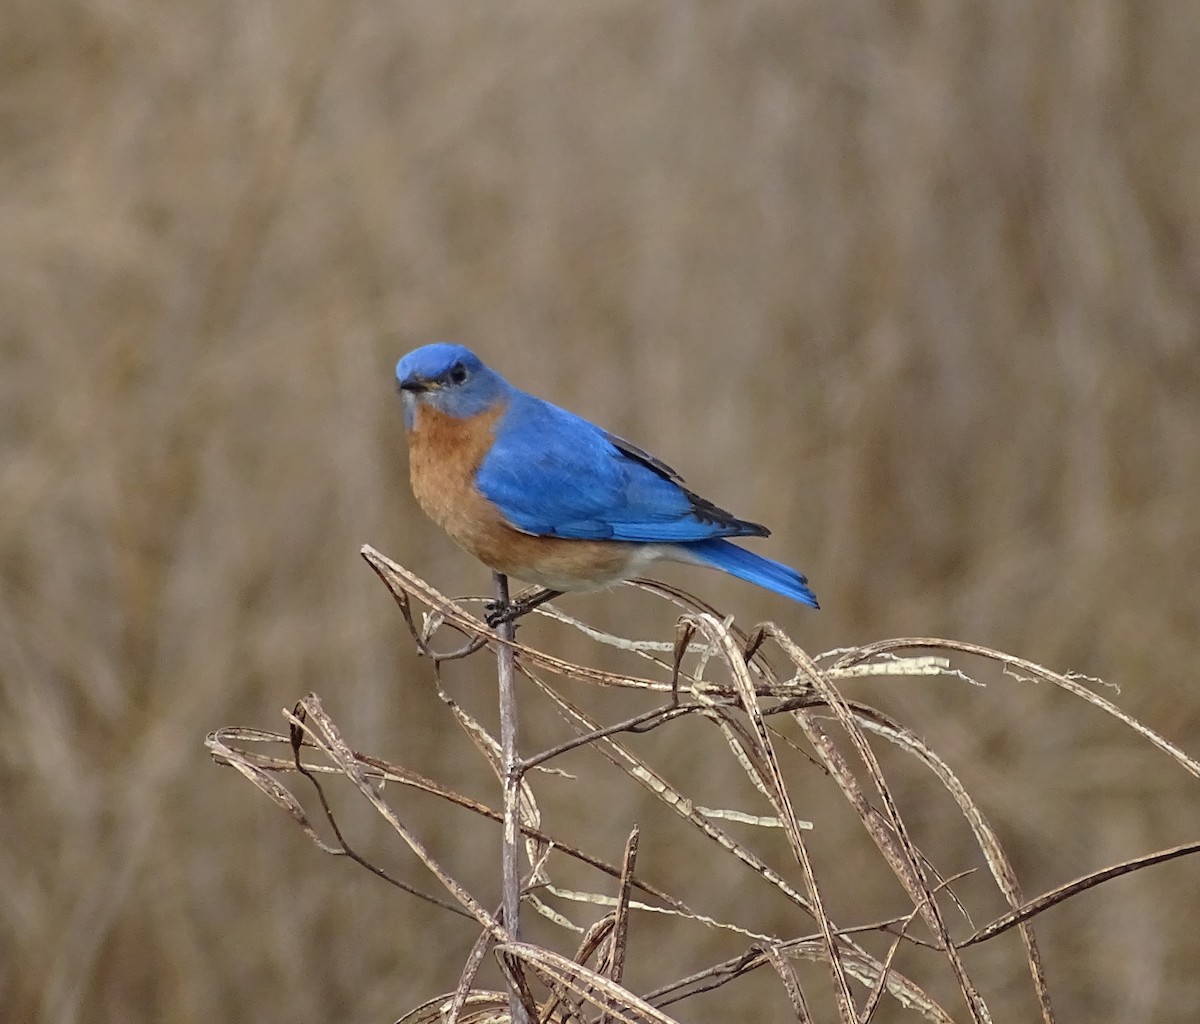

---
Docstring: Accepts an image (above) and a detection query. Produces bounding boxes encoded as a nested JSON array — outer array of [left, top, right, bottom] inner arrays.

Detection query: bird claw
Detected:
[[484, 600, 512, 629], [484, 588, 562, 629]]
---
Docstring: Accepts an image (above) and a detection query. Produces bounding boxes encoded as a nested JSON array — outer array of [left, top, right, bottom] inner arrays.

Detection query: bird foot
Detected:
[[485, 588, 562, 628], [484, 600, 514, 629]]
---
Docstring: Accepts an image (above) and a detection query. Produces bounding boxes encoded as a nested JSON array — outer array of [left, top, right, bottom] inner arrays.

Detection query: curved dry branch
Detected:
[[207, 552, 1200, 1023]]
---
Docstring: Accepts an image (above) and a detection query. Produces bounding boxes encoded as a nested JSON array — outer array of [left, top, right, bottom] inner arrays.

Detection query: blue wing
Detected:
[[476, 391, 768, 543]]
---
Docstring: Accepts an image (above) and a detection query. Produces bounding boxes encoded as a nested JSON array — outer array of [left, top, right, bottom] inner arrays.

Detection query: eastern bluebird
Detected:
[[395, 343, 818, 617]]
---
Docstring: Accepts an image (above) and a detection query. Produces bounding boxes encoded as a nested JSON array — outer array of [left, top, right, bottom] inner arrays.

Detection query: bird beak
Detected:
[[398, 375, 436, 394]]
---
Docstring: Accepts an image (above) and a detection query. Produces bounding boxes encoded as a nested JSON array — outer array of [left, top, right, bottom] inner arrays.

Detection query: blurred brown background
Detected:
[[2, 2, 1199, 1022]]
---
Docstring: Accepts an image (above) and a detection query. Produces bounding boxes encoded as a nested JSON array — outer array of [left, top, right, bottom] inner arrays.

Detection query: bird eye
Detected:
[[447, 362, 468, 385]]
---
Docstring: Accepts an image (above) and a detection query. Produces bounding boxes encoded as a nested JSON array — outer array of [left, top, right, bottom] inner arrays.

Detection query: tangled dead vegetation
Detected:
[[207, 546, 1200, 1023]]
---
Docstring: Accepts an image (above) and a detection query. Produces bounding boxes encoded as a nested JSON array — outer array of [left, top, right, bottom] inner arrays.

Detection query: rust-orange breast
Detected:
[[405, 401, 640, 589], [407, 402, 506, 552]]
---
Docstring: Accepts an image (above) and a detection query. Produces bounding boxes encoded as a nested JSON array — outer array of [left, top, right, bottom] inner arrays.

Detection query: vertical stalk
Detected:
[[493, 572, 528, 1024]]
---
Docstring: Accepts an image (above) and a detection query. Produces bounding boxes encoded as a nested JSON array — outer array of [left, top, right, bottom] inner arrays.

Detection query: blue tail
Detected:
[[678, 539, 819, 609]]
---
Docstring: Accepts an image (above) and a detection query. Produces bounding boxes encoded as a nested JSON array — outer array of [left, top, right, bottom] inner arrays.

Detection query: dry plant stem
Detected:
[[282, 697, 503, 932], [963, 838, 1200, 946], [431, 634, 489, 662], [671, 621, 697, 702], [520, 701, 700, 772], [858, 884, 954, 1024], [540, 919, 617, 1023], [221, 718, 691, 913], [761, 944, 812, 1024], [759, 624, 992, 1023], [592, 826, 639, 1024], [214, 554, 1200, 1022], [643, 888, 978, 1013], [688, 614, 856, 1022], [446, 926, 496, 1024], [646, 947, 774, 1009], [285, 704, 474, 920], [836, 637, 1200, 778], [375, 565, 488, 663], [493, 571, 529, 1024], [498, 942, 682, 1024]]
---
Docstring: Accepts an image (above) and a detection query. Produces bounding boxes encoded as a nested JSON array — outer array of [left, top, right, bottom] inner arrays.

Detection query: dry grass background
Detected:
[[2, 2, 1199, 1022]]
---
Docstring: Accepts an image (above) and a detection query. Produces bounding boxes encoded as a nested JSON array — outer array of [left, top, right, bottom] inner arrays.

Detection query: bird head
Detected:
[[394, 343, 510, 429]]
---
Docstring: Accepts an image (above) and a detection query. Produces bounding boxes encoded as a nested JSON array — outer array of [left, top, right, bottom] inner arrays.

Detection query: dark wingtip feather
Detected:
[[606, 429, 770, 538], [682, 487, 770, 538]]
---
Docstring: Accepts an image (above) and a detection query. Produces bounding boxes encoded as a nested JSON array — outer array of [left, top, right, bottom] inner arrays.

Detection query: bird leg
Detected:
[[485, 587, 563, 628]]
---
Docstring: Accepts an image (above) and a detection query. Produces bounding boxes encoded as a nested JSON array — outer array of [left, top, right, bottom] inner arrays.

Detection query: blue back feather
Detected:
[[477, 391, 764, 543]]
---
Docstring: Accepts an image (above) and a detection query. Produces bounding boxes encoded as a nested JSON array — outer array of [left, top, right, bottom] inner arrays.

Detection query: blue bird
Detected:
[[395, 343, 818, 616]]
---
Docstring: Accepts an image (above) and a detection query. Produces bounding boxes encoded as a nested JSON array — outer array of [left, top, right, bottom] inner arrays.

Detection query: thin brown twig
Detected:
[[285, 701, 474, 920], [493, 571, 530, 1024], [209, 554, 1200, 1024], [607, 825, 639, 988], [962, 839, 1200, 947], [520, 701, 702, 772]]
